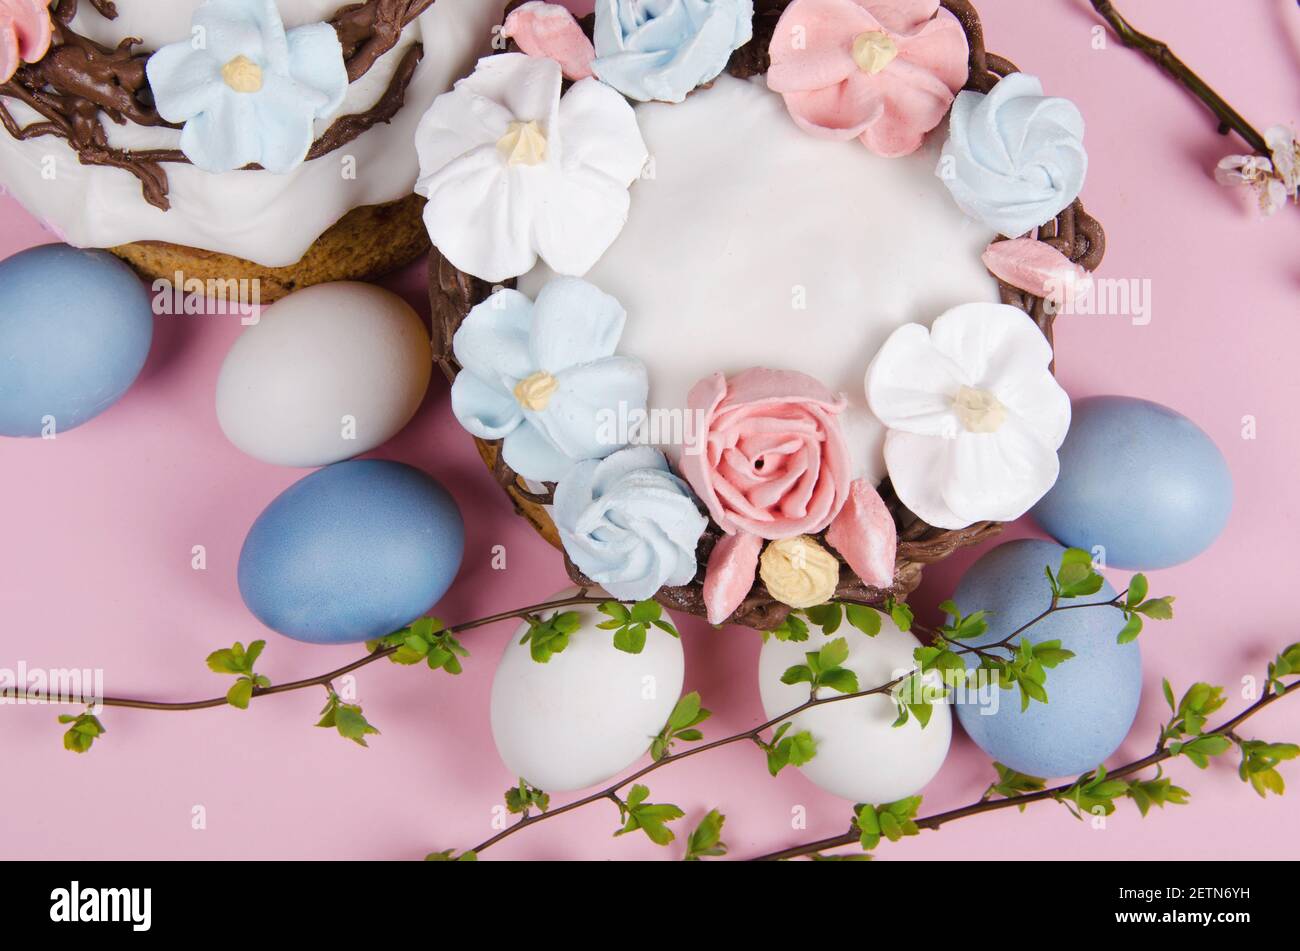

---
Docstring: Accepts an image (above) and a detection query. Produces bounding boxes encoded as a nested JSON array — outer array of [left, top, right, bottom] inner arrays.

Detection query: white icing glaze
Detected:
[[518, 74, 1000, 484], [0, 0, 502, 266]]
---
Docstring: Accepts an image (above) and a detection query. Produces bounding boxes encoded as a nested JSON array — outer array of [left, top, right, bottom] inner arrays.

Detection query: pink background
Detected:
[[2, 0, 1298, 861]]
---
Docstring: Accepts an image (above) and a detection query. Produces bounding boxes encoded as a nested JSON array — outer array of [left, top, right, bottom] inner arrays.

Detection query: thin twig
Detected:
[[1089, 0, 1268, 153], [7, 593, 608, 713]]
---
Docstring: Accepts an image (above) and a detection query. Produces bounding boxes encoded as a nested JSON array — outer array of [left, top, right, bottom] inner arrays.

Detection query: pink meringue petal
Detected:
[[767, 0, 876, 93], [855, 61, 956, 157], [982, 238, 1091, 307], [703, 532, 764, 625], [894, 7, 969, 93], [864, 0, 943, 34], [781, 77, 885, 140], [824, 479, 897, 588], [502, 0, 596, 81], [0, 19, 19, 84], [724, 367, 848, 411], [8, 0, 51, 64]]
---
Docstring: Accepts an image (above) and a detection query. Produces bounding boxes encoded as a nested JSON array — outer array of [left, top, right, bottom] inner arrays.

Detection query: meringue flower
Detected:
[[865, 302, 1071, 530], [767, 0, 969, 157], [592, 0, 754, 103], [415, 53, 648, 282], [0, 0, 52, 84], [450, 278, 649, 483], [759, 536, 841, 609], [938, 72, 1087, 237], [553, 446, 708, 601], [145, 0, 348, 174]]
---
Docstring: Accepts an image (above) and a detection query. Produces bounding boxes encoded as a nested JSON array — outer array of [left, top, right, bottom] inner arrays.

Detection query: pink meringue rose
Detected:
[[502, 1, 596, 81], [766, 0, 968, 157], [682, 368, 852, 540], [0, 0, 53, 84]]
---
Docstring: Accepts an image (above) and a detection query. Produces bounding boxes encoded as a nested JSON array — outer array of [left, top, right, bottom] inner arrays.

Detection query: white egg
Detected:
[[216, 282, 431, 467], [490, 590, 685, 793], [758, 613, 951, 803]]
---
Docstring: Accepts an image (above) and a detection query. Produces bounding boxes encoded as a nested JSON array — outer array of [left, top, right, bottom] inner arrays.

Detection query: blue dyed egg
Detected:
[[0, 244, 153, 437], [952, 539, 1140, 779], [1033, 396, 1232, 569], [238, 460, 465, 644]]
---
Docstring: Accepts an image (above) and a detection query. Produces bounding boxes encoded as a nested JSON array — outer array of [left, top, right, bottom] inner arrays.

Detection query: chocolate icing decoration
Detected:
[[432, 0, 1106, 630], [0, 0, 441, 210]]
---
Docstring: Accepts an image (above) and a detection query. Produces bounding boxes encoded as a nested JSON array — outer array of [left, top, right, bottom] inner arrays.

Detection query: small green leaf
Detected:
[[683, 809, 727, 861], [1117, 614, 1143, 644], [226, 677, 254, 710], [1134, 597, 1175, 620], [806, 603, 843, 635], [845, 603, 882, 637], [612, 623, 647, 654]]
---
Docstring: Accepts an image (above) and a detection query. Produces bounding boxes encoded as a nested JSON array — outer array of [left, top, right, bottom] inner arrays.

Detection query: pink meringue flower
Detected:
[[0, 0, 53, 84], [766, 0, 968, 157], [682, 368, 852, 540]]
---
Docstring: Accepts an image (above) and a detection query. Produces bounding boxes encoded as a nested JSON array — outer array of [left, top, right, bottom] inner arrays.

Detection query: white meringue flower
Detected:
[[414, 53, 649, 283], [865, 302, 1071, 530]]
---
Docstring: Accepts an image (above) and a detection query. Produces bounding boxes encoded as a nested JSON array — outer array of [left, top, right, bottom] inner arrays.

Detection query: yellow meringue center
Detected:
[[221, 55, 264, 94], [497, 120, 548, 166], [953, 386, 1007, 434], [851, 31, 898, 75], [760, 536, 841, 610], [514, 371, 559, 412]]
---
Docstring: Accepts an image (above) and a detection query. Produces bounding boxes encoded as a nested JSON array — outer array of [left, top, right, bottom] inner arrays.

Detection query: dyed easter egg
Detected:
[[216, 282, 432, 467], [952, 539, 1140, 779], [238, 460, 464, 644], [1033, 396, 1232, 569], [0, 244, 153, 437], [490, 591, 685, 792], [758, 613, 951, 803]]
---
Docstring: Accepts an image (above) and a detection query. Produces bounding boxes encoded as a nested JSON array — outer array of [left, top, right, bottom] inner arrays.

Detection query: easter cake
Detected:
[[0, 0, 502, 299], [426, 0, 1104, 629]]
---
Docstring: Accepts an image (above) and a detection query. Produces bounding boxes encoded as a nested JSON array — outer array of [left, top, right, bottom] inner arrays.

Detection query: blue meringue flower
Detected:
[[938, 73, 1087, 237], [592, 0, 754, 103], [450, 277, 649, 483], [554, 447, 707, 600], [146, 0, 348, 174]]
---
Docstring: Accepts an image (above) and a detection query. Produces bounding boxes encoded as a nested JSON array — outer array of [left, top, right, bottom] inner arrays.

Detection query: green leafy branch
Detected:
[[754, 641, 1300, 860], [367, 617, 468, 674], [445, 554, 1147, 860], [35, 591, 619, 753]]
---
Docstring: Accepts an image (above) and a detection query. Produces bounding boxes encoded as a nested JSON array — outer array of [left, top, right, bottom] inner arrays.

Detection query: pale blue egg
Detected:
[[238, 460, 465, 644], [1033, 396, 1232, 569], [0, 244, 154, 437], [952, 539, 1140, 779]]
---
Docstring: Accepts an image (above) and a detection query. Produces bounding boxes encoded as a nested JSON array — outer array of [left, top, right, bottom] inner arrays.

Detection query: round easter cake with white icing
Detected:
[[425, 0, 1104, 629], [0, 0, 502, 296]]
